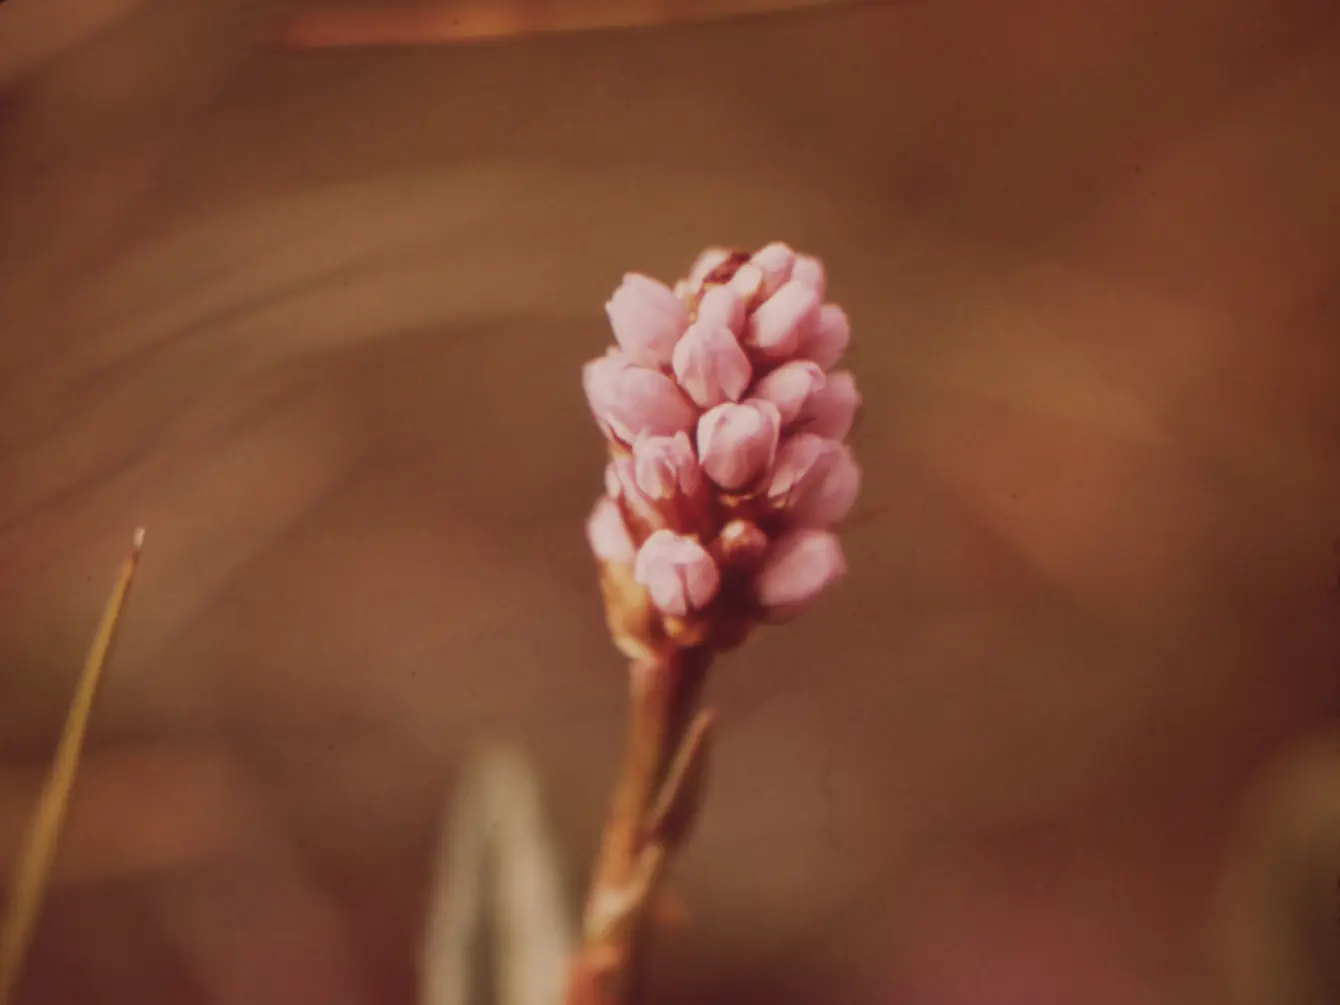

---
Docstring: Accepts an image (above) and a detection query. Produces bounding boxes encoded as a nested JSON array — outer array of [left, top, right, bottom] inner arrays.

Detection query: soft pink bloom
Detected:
[[790, 254, 826, 297], [726, 263, 764, 304], [672, 320, 752, 408], [791, 443, 861, 527], [716, 519, 768, 566], [752, 359, 826, 425], [696, 399, 782, 492], [610, 435, 705, 532], [694, 285, 745, 333], [606, 273, 690, 366], [633, 432, 703, 501], [634, 530, 721, 617], [583, 351, 698, 443], [753, 528, 847, 615], [800, 303, 850, 370], [795, 369, 861, 440], [767, 433, 863, 527], [586, 496, 636, 563], [767, 433, 840, 509], [751, 242, 796, 296], [745, 279, 821, 360]]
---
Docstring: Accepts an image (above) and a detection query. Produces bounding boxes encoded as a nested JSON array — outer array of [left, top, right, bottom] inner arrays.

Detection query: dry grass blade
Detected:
[[0, 529, 146, 1005], [420, 744, 574, 1005]]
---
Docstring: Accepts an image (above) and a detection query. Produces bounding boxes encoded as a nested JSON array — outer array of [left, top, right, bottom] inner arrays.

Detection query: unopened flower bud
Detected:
[[800, 303, 850, 370], [583, 351, 698, 443], [606, 273, 690, 367], [795, 369, 861, 440], [635, 530, 721, 617], [672, 320, 752, 409], [791, 442, 861, 527], [745, 279, 821, 360], [633, 432, 703, 501], [752, 360, 826, 425], [754, 528, 847, 617], [694, 285, 745, 333], [696, 399, 782, 492]]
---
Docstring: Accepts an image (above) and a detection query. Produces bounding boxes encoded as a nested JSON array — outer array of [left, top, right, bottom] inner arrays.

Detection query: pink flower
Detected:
[[752, 360, 826, 425], [798, 446, 861, 527], [694, 285, 745, 333], [767, 432, 838, 505], [633, 432, 703, 502], [727, 263, 764, 304], [745, 279, 821, 360], [751, 242, 796, 296], [790, 254, 826, 297], [635, 530, 721, 617], [795, 369, 861, 440], [767, 434, 860, 526], [605, 273, 690, 366], [800, 304, 850, 370], [696, 399, 782, 492], [583, 351, 698, 443], [753, 528, 847, 616], [672, 320, 753, 409], [586, 496, 636, 564]]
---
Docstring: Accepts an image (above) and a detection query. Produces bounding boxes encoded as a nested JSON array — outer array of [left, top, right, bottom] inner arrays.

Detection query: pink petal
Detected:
[[582, 352, 699, 443], [795, 369, 861, 440], [752, 359, 826, 425], [632, 431, 702, 500], [634, 529, 721, 617], [766, 433, 842, 509], [586, 496, 636, 563], [791, 444, 861, 527], [727, 263, 764, 304], [671, 320, 753, 409], [696, 399, 783, 492], [753, 528, 847, 615], [751, 241, 796, 296], [800, 303, 850, 370], [694, 285, 745, 334], [745, 279, 821, 360], [790, 254, 827, 298], [605, 273, 690, 366]]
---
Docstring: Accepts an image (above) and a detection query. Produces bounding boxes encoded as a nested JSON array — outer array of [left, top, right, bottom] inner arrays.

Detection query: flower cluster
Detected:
[[582, 243, 861, 660]]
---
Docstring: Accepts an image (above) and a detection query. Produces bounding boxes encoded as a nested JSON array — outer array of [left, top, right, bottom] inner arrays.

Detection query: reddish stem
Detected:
[[564, 648, 711, 1005]]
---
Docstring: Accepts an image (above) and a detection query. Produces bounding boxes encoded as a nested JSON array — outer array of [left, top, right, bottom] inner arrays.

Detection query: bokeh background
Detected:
[[1, 0, 1339, 1002]]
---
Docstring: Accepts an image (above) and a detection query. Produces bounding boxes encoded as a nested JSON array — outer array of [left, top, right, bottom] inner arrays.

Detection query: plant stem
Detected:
[[564, 647, 711, 1005]]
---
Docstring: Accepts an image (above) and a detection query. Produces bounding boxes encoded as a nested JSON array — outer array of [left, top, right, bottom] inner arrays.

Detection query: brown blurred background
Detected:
[[1, 0, 1339, 1002]]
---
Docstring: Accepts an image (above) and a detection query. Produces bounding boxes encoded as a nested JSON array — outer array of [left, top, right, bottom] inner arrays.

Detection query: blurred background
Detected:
[[1, 0, 1339, 1002]]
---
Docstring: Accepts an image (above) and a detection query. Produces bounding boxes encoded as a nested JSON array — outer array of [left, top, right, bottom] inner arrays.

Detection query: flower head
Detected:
[[583, 242, 865, 657]]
